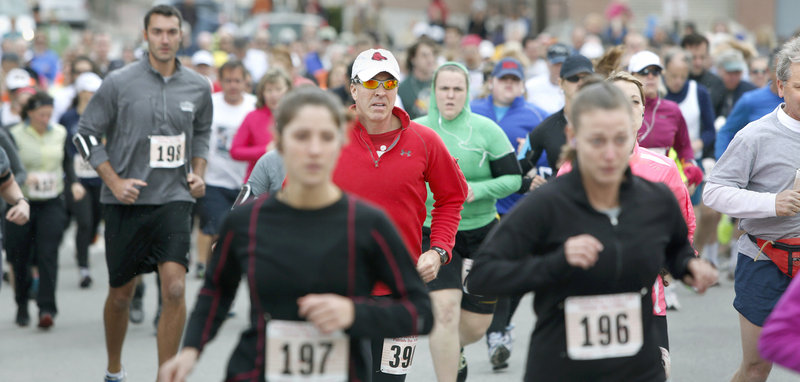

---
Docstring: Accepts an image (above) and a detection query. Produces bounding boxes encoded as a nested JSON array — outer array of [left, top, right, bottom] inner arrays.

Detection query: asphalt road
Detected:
[[1, 225, 798, 381]]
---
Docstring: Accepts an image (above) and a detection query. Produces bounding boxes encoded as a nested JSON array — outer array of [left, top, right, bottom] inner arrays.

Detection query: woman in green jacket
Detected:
[[414, 62, 522, 382]]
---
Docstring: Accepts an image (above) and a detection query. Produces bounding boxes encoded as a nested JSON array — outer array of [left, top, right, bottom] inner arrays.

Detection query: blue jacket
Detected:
[[471, 95, 548, 214], [715, 84, 783, 159]]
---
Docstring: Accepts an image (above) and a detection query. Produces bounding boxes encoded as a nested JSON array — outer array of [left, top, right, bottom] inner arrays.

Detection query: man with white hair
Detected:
[[704, 36, 800, 382]]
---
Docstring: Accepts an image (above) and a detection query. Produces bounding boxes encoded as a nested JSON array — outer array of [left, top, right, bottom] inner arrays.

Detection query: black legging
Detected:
[[68, 182, 102, 268], [5, 197, 67, 314]]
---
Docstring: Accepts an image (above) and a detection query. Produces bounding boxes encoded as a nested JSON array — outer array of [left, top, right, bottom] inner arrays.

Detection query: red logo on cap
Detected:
[[372, 52, 388, 61], [502, 61, 518, 69]]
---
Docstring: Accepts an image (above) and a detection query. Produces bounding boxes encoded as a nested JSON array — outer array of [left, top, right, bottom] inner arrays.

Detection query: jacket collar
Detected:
[[141, 53, 184, 79], [560, 160, 637, 211]]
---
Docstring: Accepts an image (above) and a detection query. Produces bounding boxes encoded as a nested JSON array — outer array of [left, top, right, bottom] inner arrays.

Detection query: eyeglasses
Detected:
[[751, 69, 768, 75], [354, 78, 399, 90], [636, 67, 662, 77], [564, 74, 587, 83]]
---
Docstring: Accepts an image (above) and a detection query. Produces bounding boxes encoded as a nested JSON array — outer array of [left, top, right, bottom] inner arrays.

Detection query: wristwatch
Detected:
[[431, 246, 448, 265], [14, 197, 29, 206]]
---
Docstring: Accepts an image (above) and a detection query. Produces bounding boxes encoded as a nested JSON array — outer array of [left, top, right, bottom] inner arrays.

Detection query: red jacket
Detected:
[[334, 107, 467, 294], [230, 106, 274, 181]]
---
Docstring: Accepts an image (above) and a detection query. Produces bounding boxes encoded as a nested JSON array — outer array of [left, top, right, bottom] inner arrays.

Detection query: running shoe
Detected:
[[457, 347, 468, 382], [104, 368, 126, 382], [16, 307, 30, 327], [80, 275, 93, 289], [129, 282, 145, 323], [38, 312, 54, 329], [195, 263, 206, 280], [487, 331, 509, 370]]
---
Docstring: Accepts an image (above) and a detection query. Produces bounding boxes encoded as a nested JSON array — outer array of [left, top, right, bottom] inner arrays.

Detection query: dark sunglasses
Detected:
[[564, 74, 587, 83], [637, 67, 662, 77]]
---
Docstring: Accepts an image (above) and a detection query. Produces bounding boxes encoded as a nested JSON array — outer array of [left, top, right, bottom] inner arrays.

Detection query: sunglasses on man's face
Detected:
[[355, 78, 399, 90], [564, 74, 588, 83], [636, 67, 662, 77]]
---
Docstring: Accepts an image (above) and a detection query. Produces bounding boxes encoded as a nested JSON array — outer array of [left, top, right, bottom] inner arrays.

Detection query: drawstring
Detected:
[[754, 240, 775, 261]]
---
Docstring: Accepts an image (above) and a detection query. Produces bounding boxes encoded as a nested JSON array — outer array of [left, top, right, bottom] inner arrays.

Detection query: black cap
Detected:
[[560, 54, 594, 78], [547, 43, 570, 64]]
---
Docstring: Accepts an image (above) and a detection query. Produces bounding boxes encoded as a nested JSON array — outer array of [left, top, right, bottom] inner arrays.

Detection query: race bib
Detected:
[[74, 154, 98, 178], [379, 336, 418, 375], [28, 171, 60, 199], [149, 133, 185, 168], [461, 258, 474, 293], [564, 293, 643, 360], [265, 320, 349, 382]]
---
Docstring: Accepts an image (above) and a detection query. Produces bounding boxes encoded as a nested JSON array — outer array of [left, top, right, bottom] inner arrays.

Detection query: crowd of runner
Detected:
[[2, 1, 800, 381]]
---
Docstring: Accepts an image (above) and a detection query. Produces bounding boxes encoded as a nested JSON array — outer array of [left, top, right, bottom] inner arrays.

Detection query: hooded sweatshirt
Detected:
[[415, 62, 521, 230]]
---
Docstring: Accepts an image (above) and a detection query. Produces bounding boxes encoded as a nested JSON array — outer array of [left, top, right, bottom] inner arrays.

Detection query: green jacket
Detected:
[[415, 62, 521, 230]]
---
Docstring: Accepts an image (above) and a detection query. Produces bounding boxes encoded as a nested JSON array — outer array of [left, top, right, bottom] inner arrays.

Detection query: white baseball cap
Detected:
[[191, 50, 214, 67], [5, 68, 31, 90], [75, 72, 102, 93], [628, 51, 663, 73], [351, 49, 401, 82]]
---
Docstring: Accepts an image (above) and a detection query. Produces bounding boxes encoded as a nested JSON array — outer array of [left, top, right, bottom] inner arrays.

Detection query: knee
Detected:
[[107, 289, 134, 310], [432, 299, 460, 328], [162, 280, 185, 304]]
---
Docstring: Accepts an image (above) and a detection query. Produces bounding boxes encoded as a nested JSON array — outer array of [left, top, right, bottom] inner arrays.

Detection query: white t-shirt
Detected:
[[205, 92, 257, 190], [525, 74, 564, 115], [51, 85, 76, 125], [1, 102, 20, 127]]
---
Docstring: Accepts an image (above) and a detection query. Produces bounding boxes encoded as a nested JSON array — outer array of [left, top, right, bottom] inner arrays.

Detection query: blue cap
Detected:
[[492, 58, 524, 80]]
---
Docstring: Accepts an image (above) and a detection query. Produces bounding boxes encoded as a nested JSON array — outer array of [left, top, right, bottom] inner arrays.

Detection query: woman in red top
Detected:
[[230, 68, 293, 181]]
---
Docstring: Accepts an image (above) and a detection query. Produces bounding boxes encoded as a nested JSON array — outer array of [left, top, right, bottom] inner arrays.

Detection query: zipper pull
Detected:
[[374, 160, 379, 168]]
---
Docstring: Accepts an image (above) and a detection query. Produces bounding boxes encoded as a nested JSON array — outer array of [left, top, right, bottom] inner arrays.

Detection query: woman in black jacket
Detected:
[[467, 82, 717, 382], [159, 87, 433, 382]]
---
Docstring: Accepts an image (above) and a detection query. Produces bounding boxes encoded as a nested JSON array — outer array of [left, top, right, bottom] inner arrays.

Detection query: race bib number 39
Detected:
[[564, 293, 643, 360], [266, 320, 349, 382], [379, 336, 418, 375], [149, 133, 185, 168]]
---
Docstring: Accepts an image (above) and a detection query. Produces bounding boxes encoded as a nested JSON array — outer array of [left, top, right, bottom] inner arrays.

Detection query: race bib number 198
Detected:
[[564, 293, 643, 360], [149, 133, 185, 168], [379, 336, 418, 375], [266, 320, 349, 382]]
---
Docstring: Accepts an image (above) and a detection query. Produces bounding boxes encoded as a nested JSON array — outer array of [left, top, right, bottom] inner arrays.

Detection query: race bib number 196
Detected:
[[149, 133, 185, 168], [564, 293, 643, 360], [266, 320, 349, 382], [379, 336, 418, 375]]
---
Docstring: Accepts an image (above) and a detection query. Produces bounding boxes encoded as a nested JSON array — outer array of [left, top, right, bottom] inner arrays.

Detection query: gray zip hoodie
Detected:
[[78, 56, 212, 205]]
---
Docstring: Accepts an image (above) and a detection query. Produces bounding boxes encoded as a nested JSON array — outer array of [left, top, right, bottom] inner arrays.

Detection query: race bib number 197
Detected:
[[564, 293, 643, 360], [149, 133, 185, 168], [266, 320, 349, 382]]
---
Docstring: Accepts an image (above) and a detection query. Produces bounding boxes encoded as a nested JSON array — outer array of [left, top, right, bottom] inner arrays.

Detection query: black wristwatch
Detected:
[[431, 246, 448, 265], [14, 197, 29, 206]]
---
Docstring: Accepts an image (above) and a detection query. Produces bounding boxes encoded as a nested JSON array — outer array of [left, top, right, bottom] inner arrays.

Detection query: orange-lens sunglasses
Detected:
[[356, 78, 399, 90]]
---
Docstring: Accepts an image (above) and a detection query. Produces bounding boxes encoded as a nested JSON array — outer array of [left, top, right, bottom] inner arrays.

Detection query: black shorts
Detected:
[[423, 220, 498, 314], [103, 201, 192, 287]]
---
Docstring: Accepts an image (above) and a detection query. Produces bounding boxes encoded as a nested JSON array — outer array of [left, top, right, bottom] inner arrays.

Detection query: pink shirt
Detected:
[[638, 97, 694, 162], [230, 106, 274, 181], [558, 143, 696, 315]]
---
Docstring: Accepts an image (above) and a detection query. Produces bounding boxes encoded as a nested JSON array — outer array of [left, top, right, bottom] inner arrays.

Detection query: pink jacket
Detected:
[[558, 143, 696, 315], [230, 106, 274, 181], [759, 275, 800, 372]]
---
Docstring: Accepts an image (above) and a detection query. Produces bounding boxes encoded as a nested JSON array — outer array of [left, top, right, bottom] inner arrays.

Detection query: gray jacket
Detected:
[[78, 57, 212, 205]]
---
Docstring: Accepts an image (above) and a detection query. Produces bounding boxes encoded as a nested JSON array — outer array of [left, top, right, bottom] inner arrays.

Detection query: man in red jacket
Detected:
[[333, 48, 468, 381]]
